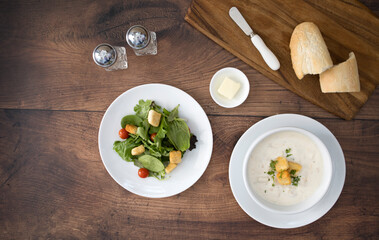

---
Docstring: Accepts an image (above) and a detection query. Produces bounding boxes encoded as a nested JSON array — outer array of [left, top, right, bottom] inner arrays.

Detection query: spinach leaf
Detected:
[[167, 119, 190, 151], [162, 108, 171, 117], [154, 137, 174, 155], [156, 117, 167, 139], [133, 159, 145, 168], [151, 101, 162, 112], [121, 115, 143, 128], [136, 119, 150, 140], [134, 99, 152, 118], [167, 104, 179, 122], [142, 141, 162, 158], [138, 155, 164, 172], [149, 126, 159, 134], [113, 137, 140, 162], [158, 143, 174, 157], [142, 138, 172, 158]]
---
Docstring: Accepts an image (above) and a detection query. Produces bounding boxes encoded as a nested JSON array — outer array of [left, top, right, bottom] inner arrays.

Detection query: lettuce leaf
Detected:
[[167, 119, 190, 151], [136, 119, 150, 140], [113, 137, 141, 162], [138, 155, 165, 172], [134, 100, 152, 118], [167, 105, 179, 122], [121, 115, 143, 128], [156, 117, 167, 139]]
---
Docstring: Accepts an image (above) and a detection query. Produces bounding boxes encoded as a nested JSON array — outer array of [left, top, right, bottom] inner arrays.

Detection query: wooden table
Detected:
[[0, 0, 378, 238]]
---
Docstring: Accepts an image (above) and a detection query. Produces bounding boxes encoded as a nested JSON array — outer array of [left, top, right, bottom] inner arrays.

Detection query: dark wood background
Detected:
[[0, 0, 378, 239]]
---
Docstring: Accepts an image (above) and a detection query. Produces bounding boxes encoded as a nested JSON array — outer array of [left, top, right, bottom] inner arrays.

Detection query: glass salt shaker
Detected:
[[126, 25, 157, 56], [93, 43, 128, 71]]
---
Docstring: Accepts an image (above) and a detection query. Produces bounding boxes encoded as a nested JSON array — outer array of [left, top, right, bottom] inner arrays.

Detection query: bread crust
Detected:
[[290, 22, 333, 79], [320, 52, 360, 93]]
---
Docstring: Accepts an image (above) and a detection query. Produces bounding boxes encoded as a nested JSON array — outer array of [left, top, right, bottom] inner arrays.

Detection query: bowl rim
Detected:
[[242, 126, 333, 215], [209, 67, 250, 108]]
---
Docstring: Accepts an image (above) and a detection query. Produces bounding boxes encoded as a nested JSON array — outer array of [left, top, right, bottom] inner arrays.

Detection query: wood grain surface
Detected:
[[185, 0, 379, 120], [0, 0, 378, 239]]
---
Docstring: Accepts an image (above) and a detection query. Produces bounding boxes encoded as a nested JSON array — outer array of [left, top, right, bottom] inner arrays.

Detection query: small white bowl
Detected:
[[209, 67, 250, 108], [242, 127, 333, 215]]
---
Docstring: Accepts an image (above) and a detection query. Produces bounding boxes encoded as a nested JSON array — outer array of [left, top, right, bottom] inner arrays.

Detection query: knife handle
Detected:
[[251, 35, 280, 71]]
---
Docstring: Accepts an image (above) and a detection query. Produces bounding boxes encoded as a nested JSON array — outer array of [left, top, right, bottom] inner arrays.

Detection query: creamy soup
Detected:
[[246, 131, 324, 206]]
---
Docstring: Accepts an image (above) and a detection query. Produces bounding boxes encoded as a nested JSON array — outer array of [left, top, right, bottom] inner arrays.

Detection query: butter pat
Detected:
[[217, 77, 241, 99]]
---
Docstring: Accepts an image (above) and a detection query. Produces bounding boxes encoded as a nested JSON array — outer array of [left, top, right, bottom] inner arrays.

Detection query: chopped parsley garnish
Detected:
[[291, 175, 301, 186], [269, 175, 275, 183], [289, 168, 301, 186], [267, 161, 277, 184], [270, 160, 278, 169], [285, 148, 292, 157]]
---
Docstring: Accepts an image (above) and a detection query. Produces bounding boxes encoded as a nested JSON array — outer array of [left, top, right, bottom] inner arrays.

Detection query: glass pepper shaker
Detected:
[[126, 25, 157, 56], [93, 43, 128, 71]]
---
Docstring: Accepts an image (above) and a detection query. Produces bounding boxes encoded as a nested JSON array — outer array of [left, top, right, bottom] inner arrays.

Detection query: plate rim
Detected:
[[98, 83, 213, 198], [229, 113, 346, 228]]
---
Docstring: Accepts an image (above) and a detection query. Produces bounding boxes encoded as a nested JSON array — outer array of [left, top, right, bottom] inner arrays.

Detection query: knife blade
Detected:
[[229, 7, 280, 71]]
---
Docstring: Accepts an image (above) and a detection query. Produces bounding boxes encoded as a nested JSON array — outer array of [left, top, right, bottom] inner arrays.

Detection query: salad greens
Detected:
[[113, 100, 197, 179], [138, 155, 164, 172], [167, 118, 191, 151], [121, 115, 143, 129]]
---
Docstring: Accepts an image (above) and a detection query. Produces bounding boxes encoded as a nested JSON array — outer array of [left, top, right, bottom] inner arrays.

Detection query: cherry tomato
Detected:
[[119, 128, 129, 139], [138, 168, 149, 178], [150, 133, 157, 142]]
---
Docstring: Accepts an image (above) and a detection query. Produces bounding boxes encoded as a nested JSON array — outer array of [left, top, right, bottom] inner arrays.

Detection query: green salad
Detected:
[[113, 99, 197, 179]]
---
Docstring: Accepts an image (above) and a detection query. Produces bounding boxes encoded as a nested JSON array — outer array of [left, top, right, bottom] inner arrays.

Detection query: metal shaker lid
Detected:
[[126, 25, 150, 49], [93, 43, 117, 67]]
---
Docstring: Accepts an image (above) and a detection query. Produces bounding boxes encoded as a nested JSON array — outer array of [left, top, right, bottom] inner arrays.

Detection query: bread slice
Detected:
[[290, 22, 333, 79], [320, 52, 360, 93]]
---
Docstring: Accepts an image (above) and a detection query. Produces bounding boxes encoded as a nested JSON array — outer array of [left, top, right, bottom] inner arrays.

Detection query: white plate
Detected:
[[229, 114, 345, 228], [99, 84, 213, 198]]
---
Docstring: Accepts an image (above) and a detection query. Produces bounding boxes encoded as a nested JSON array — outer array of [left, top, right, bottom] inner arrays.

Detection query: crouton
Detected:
[[165, 163, 177, 174], [131, 145, 145, 156], [169, 151, 182, 164], [125, 124, 138, 134], [288, 161, 302, 174], [275, 156, 289, 172], [276, 170, 291, 185], [148, 110, 161, 127]]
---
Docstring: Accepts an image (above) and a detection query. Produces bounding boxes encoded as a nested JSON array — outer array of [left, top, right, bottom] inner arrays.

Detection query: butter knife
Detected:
[[229, 7, 280, 71]]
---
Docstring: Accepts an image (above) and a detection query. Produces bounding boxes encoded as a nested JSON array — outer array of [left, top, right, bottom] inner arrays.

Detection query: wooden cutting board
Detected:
[[185, 0, 379, 120]]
